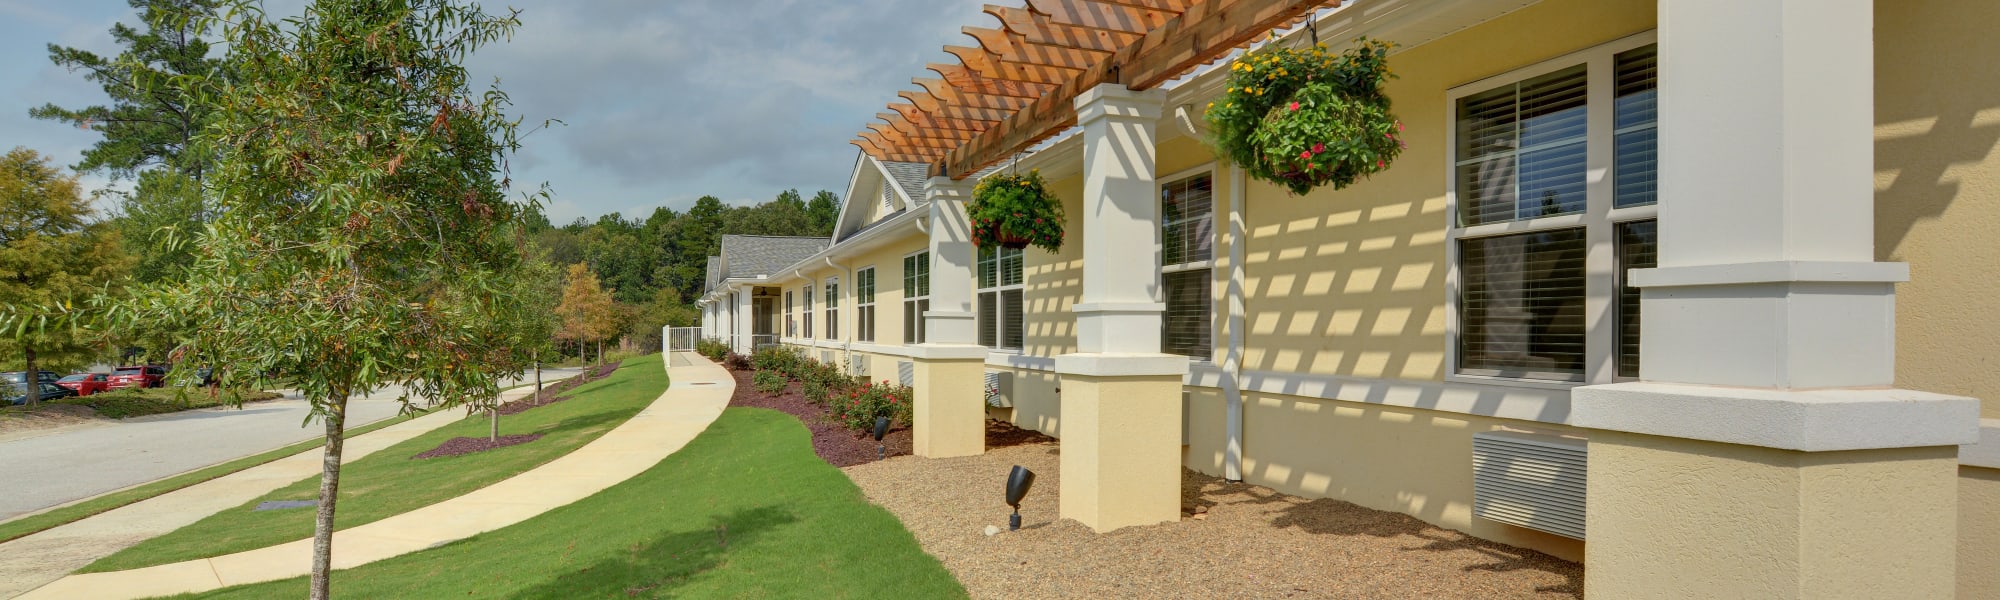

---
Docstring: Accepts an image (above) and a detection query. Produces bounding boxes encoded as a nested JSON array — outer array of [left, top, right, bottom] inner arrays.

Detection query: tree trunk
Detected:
[[533, 350, 542, 406], [488, 405, 498, 442], [596, 339, 603, 364], [310, 392, 348, 600], [22, 346, 36, 408]]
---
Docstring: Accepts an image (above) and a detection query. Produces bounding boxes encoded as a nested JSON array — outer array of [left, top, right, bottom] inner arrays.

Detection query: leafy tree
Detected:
[[31, 0, 227, 180], [32, 2, 543, 597], [555, 262, 617, 362], [0, 148, 131, 398], [807, 189, 839, 233]]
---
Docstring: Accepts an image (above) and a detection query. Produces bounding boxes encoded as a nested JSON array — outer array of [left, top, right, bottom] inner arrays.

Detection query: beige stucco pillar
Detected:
[[1573, 2, 1979, 598], [1055, 84, 1188, 533], [910, 175, 985, 458]]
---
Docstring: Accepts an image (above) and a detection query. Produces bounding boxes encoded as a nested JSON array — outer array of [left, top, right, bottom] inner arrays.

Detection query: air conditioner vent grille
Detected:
[[1471, 431, 1587, 540], [897, 361, 914, 387]]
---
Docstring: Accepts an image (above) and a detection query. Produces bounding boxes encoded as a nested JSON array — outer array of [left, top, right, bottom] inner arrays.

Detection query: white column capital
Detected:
[[1075, 84, 1166, 124], [1074, 82, 1166, 354]]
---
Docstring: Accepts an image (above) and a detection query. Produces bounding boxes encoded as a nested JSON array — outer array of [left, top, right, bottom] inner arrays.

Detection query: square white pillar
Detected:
[[733, 287, 754, 355], [922, 176, 980, 345], [1575, 3, 1979, 597], [1073, 84, 1168, 354]]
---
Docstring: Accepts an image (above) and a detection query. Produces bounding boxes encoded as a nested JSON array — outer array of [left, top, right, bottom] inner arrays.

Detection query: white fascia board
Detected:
[[831, 151, 871, 242], [769, 202, 929, 278]]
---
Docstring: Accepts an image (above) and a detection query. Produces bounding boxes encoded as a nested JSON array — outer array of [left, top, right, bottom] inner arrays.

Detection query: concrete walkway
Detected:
[[18, 353, 732, 600], [0, 374, 576, 599]]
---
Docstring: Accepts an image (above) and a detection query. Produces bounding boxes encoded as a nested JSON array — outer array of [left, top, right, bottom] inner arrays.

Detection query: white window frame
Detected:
[[902, 249, 930, 345], [1158, 162, 1217, 363], [801, 282, 814, 340], [977, 246, 1025, 351], [1443, 31, 1658, 389], [855, 266, 877, 343], [824, 276, 839, 340], [784, 289, 795, 339]]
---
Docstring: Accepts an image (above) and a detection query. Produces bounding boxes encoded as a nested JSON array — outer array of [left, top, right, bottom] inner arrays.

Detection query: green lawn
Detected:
[[86, 354, 668, 573], [50, 387, 283, 419], [0, 414, 412, 546], [173, 408, 968, 599]]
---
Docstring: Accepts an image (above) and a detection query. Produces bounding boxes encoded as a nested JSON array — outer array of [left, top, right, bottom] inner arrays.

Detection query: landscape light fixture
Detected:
[[1005, 465, 1036, 531], [873, 415, 891, 460]]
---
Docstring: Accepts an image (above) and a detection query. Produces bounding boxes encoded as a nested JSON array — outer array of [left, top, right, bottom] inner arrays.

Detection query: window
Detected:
[[1449, 37, 1659, 383], [801, 284, 813, 340], [903, 251, 931, 344], [1161, 171, 1214, 360], [856, 267, 877, 342], [824, 277, 839, 340], [784, 290, 794, 338], [977, 246, 1024, 350]]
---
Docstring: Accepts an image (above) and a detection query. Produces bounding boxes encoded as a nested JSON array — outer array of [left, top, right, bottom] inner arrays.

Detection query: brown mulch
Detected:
[[411, 434, 543, 459], [495, 361, 623, 416], [843, 438, 1584, 600], [725, 369, 914, 468]]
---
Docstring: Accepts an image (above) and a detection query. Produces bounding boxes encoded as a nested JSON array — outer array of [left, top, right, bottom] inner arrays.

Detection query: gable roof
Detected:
[[717, 235, 829, 281], [879, 161, 932, 206], [703, 257, 720, 292]]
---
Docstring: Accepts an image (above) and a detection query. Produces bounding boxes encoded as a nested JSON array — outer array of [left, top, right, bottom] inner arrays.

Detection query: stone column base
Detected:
[[910, 345, 988, 459], [1575, 382, 1978, 599], [1056, 353, 1188, 533]]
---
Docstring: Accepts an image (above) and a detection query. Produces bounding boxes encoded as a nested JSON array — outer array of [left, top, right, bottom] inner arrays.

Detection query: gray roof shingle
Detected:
[[718, 235, 829, 281], [703, 258, 720, 292], [879, 161, 933, 205]]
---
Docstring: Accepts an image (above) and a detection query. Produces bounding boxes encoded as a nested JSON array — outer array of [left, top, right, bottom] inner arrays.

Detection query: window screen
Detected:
[[1163, 270, 1212, 360], [1457, 65, 1589, 226], [1616, 220, 1657, 378], [1458, 228, 1588, 379], [1614, 45, 1658, 208], [1162, 175, 1215, 266]]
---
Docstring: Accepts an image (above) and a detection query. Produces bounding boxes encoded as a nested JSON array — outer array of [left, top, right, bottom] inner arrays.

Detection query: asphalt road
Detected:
[[0, 368, 580, 521]]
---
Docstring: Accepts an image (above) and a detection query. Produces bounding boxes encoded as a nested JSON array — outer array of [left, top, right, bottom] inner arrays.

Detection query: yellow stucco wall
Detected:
[[1588, 432, 1959, 599], [1961, 466, 2000, 598], [1874, 0, 2000, 420]]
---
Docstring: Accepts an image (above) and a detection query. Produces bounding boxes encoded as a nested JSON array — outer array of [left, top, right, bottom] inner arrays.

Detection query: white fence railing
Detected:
[[664, 327, 702, 352]]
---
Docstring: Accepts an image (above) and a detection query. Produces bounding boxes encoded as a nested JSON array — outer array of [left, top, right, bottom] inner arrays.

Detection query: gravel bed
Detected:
[[843, 435, 1582, 599], [724, 369, 913, 467]]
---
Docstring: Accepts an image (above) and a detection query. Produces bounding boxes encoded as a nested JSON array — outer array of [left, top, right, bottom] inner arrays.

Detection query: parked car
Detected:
[[5, 382, 76, 405], [107, 366, 167, 390], [0, 371, 61, 386], [56, 373, 112, 397]]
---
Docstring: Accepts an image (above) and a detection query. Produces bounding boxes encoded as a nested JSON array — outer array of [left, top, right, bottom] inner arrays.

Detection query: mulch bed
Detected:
[[495, 361, 623, 417], [726, 369, 916, 468], [412, 434, 543, 459]]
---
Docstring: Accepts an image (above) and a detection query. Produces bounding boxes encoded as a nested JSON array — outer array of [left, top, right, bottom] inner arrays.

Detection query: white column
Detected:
[[1574, 3, 1978, 597], [733, 287, 754, 354], [1072, 85, 1169, 354], [921, 176, 981, 346]]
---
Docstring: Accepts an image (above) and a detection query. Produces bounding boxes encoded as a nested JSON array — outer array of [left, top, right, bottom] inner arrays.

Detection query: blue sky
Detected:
[[0, 0, 983, 223]]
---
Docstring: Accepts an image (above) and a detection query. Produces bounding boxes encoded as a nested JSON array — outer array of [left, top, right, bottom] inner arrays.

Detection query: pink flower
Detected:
[[1288, 102, 1299, 111], [1396, 121, 1405, 132], [1299, 150, 1312, 159], [1312, 143, 1326, 153], [1376, 160, 1386, 169]]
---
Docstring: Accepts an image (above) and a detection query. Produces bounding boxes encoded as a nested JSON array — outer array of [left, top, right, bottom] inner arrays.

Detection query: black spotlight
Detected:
[[1005, 465, 1036, 531], [873, 415, 891, 460]]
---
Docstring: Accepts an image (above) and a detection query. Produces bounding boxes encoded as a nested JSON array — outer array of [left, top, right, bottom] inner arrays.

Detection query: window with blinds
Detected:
[[1616, 220, 1656, 378], [1458, 228, 1587, 379], [824, 278, 839, 340], [1614, 45, 1658, 208], [855, 267, 877, 342], [1449, 39, 1660, 384], [1457, 65, 1589, 226], [977, 246, 1024, 350], [903, 251, 930, 344], [801, 284, 813, 339], [1161, 171, 1214, 360]]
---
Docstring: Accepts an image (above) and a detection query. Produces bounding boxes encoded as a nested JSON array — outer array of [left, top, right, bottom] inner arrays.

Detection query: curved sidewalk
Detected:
[[19, 353, 732, 600], [0, 376, 573, 600]]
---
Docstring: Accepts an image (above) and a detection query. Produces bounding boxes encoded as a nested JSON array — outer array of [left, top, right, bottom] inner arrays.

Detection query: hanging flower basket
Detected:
[[1206, 38, 1405, 196], [969, 169, 1064, 252]]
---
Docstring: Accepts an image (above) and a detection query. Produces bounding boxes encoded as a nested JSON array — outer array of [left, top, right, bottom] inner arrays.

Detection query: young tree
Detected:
[[555, 262, 616, 363], [40, 3, 542, 597], [0, 148, 131, 399]]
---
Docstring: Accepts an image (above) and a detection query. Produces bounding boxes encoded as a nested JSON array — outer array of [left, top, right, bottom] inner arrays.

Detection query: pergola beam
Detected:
[[940, 0, 1337, 177], [984, 5, 1138, 52]]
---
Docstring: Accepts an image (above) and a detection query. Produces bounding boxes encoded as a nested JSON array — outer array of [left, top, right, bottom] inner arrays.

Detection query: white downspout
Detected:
[[1223, 165, 1247, 482]]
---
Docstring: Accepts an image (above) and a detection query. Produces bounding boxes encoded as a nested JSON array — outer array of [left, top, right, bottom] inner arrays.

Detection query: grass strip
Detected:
[[176, 407, 968, 599], [85, 354, 668, 573], [44, 388, 283, 419], [0, 413, 409, 545]]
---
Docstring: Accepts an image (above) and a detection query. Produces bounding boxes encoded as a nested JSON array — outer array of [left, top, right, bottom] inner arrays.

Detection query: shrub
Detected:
[[800, 360, 852, 406], [751, 345, 804, 376], [829, 380, 913, 432], [752, 369, 787, 395], [1206, 38, 1402, 195], [722, 352, 751, 371], [694, 338, 729, 361], [968, 169, 1064, 252]]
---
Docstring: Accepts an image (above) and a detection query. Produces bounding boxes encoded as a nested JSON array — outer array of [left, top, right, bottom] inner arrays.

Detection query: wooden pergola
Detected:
[[853, 0, 1341, 180]]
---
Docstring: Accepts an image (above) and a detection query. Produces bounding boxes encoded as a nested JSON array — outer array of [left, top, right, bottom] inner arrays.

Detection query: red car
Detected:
[[107, 366, 166, 390], [56, 373, 112, 397]]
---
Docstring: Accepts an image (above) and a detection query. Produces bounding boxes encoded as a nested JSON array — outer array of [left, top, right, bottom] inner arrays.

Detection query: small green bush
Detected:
[[828, 380, 913, 432], [751, 346, 805, 377], [752, 369, 787, 395], [722, 352, 751, 370], [695, 338, 729, 361]]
